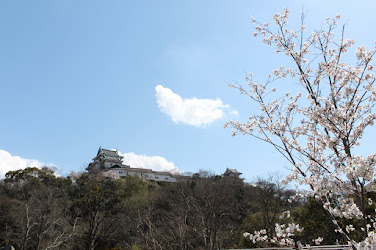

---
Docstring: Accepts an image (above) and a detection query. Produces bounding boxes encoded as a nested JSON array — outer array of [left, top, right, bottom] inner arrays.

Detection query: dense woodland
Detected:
[[0, 167, 343, 249]]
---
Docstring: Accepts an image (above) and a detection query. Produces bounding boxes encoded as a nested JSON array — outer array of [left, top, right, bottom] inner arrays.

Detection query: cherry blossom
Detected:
[[229, 9, 376, 248]]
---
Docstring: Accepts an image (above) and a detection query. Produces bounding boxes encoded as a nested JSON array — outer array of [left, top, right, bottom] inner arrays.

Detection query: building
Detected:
[[88, 147, 242, 182], [223, 168, 242, 178], [88, 148, 188, 182]]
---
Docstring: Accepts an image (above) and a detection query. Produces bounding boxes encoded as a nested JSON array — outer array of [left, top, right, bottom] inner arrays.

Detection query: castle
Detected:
[[88, 147, 241, 182]]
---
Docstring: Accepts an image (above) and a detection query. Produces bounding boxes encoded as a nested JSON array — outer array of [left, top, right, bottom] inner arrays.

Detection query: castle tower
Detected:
[[90, 147, 124, 170]]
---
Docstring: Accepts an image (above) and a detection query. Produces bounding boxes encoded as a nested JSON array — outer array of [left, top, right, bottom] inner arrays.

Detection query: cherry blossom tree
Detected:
[[226, 9, 376, 249]]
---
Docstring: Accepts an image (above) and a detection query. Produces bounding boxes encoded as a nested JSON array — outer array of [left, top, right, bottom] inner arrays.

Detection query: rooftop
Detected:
[[94, 147, 124, 161], [224, 168, 242, 176]]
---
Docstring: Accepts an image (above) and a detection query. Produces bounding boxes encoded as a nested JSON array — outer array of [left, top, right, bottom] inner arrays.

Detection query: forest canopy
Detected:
[[0, 167, 340, 249]]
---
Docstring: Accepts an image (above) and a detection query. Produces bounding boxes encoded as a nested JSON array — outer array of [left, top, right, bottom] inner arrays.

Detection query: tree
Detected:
[[130, 173, 246, 250], [250, 176, 297, 240], [227, 9, 376, 248], [0, 167, 76, 250], [292, 198, 341, 245], [188, 174, 246, 250], [69, 173, 123, 250], [233, 176, 299, 248], [68, 173, 155, 250]]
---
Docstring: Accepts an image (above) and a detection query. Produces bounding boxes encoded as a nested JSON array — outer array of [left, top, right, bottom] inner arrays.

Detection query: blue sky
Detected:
[[1, 0, 376, 181]]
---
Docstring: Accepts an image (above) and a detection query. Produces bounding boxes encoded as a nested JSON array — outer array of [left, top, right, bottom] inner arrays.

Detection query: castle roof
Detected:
[[223, 168, 242, 176], [93, 147, 124, 162]]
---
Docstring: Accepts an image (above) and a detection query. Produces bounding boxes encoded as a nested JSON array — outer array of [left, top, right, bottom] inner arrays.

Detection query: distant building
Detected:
[[88, 147, 242, 182], [223, 168, 242, 178], [88, 148, 188, 182]]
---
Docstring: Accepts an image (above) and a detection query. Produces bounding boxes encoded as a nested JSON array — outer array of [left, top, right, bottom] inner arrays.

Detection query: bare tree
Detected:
[[1, 167, 76, 249]]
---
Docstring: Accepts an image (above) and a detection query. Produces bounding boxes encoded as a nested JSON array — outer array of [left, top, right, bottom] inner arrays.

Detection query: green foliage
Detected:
[[130, 245, 142, 250], [116, 175, 157, 208], [5, 167, 55, 182], [0, 167, 74, 249], [292, 198, 341, 245], [1, 167, 309, 249]]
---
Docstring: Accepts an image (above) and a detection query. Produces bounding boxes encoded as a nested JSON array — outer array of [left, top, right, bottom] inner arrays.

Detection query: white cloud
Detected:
[[0, 149, 52, 179], [155, 85, 236, 127], [120, 152, 180, 174], [230, 110, 239, 116]]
